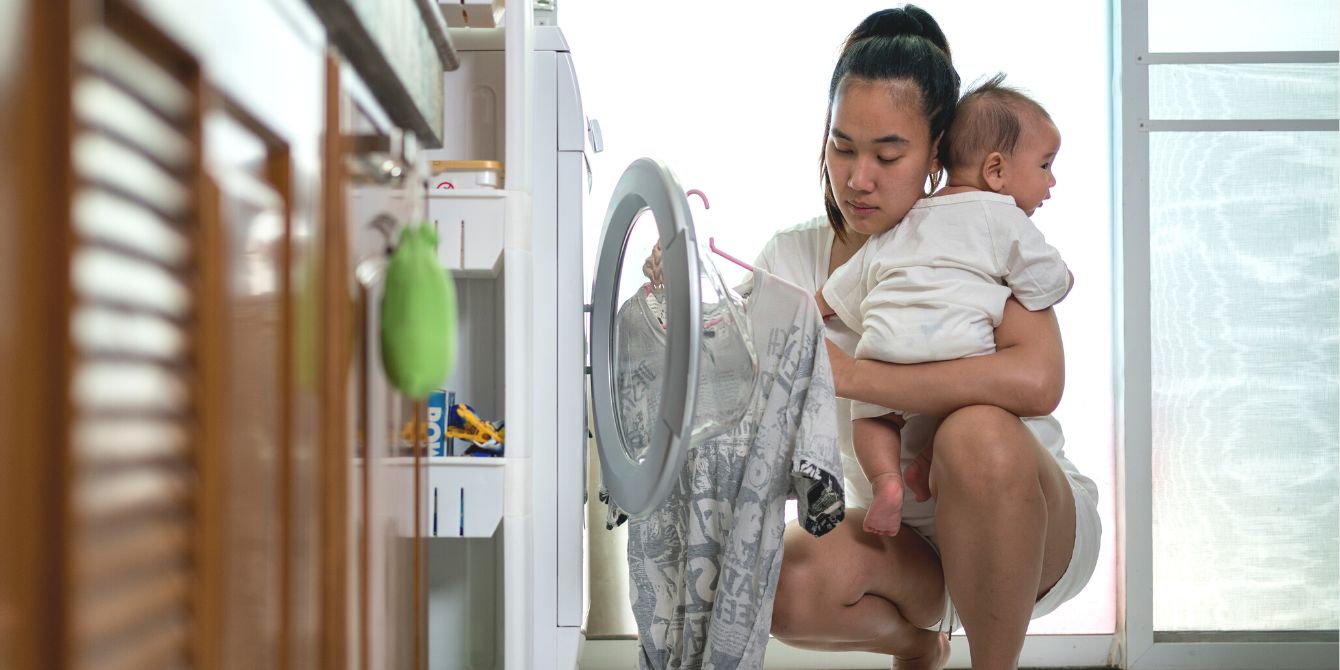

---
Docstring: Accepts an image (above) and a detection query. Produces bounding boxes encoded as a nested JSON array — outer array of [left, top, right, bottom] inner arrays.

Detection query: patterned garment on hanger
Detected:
[[605, 269, 844, 670]]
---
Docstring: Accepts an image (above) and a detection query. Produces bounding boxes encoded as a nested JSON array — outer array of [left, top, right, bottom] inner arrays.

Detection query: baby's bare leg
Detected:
[[853, 416, 906, 537]]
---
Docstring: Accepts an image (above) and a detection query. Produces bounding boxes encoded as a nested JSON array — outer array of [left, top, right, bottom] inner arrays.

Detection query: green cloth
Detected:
[[381, 223, 457, 398]]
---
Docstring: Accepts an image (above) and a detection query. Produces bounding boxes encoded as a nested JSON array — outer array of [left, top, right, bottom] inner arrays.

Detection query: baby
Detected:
[[819, 74, 1073, 536]]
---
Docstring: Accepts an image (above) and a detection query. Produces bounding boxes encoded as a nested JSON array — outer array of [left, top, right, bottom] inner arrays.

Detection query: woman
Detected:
[[754, 7, 1100, 670]]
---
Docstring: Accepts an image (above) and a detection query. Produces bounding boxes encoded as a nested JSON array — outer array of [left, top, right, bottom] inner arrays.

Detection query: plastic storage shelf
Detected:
[[430, 189, 507, 278], [425, 457, 506, 538]]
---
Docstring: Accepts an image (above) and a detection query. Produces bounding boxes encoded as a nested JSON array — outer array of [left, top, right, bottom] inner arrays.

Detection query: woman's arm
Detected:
[[827, 297, 1065, 417]]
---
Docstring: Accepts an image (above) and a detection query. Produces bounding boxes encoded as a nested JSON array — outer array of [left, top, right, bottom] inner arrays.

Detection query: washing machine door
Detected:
[[589, 158, 700, 518]]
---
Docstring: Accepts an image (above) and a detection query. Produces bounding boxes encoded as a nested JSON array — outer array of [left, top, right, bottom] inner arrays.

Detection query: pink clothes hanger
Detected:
[[686, 188, 755, 273], [685, 188, 754, 330], [708, 237, 754, 273]]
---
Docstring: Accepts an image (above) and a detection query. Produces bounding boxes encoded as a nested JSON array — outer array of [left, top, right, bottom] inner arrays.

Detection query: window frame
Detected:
[[1117, 0, 1340, 667]]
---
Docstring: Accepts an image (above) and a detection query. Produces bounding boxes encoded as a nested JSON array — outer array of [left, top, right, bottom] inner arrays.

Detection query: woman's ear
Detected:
[[982, 151, 1007, 192]]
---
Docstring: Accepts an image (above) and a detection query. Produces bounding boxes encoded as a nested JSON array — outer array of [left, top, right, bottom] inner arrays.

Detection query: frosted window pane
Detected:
[[1149, 0, 1338, 52], [1150, 63, 1339, 120], [1149, 132, 1339, 632]]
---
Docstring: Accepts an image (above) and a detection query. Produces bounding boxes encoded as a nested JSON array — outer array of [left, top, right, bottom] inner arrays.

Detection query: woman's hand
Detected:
[[641, 243, 663, 286], [825, 338, 855, 398]]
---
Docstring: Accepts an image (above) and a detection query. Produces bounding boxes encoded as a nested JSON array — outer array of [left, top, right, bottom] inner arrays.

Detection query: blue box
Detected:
[[427, 390, 448, 457]]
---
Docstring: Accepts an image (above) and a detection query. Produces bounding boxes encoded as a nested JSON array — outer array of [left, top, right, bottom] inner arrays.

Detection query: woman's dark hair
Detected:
[[820, 5, 961, 241]]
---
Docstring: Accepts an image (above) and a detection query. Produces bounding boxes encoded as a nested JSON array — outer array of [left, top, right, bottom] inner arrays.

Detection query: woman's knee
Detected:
[[772, 546, 821, 639], [772, 523, 864, 639], [931, 405, 1036, 493]]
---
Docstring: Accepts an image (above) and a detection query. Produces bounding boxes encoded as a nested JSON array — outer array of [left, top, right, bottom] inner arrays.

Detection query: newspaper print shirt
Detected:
[[609, 269, 844, 670]]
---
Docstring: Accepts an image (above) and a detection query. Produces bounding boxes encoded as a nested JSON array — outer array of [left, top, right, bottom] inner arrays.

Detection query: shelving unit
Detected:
[[429, 189, 509, 277], [422, 1, 589, 668], [420, 8, 522, 670], [425, 457, 506, 538]]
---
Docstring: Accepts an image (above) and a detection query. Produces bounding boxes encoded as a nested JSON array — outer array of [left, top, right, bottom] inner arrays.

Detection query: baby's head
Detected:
[[942, 74, 1060, 216]]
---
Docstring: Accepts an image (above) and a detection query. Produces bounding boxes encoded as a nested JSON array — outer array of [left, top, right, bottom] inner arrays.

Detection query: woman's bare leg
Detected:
[[928, 405, 1077, 670], [772, 508, 950, 667]]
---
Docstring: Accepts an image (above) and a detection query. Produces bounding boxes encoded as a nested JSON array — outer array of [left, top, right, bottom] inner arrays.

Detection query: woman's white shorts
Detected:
[[896, 469, 1102, 628]]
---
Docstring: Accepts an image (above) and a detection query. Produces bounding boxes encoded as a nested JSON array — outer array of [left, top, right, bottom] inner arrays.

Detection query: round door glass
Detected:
[[609, 209, 670, 466], [610, 224, 759, 464], [590, 158, 759, 518], [590, 158, 701, 517]]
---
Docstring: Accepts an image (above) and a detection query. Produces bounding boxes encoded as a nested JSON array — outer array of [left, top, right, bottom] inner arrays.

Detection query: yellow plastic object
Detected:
[[445, 403, 504, 446], [401, 418, 429, 445]]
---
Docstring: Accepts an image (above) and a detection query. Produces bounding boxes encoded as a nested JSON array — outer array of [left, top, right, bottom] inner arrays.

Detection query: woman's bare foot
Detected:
[[893, 630, 950, 670], [863, 473, 906, 536]]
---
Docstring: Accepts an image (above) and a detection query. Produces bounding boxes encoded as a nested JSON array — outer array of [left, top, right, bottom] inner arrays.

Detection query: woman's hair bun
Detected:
[[855, 5, 951, 58], [861, 8, 921, 38]]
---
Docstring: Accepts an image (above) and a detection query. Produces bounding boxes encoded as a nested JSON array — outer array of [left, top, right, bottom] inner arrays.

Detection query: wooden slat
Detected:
[[71, 305, 189, 362], [76, 178, 189, 227], [73, 189, 192, 267], [73, 28, 190, 121], [79, 616, 190, 670], [73, 417, 190, 465], [75, 466, 192, 524], [75, 567, 189, 643], [71, 359, 191, 413], [73, 133, 191, 214], [75, 513, 190, 586], [71, 247, 192, 318], [73, 76, 191, 169]]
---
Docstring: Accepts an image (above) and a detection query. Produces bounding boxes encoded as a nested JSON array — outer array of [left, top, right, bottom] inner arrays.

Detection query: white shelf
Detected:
[[428, 187, 506, 198], [430, 189, 507, 278], [425, 456, 507, 466], [364, 456, 505, 466], [427, 456, 505, 538]]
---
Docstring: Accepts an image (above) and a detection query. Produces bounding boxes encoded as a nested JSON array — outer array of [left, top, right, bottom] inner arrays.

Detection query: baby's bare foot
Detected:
[[863, 475, 905, 536], [892, 631, 950, 670]]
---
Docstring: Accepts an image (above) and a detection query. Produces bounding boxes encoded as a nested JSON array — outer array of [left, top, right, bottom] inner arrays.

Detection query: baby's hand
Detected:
[[641, 243, 663, 286]]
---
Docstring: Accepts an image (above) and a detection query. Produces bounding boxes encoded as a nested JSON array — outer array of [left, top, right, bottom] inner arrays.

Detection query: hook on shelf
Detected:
[[686, 189, 710, 209]]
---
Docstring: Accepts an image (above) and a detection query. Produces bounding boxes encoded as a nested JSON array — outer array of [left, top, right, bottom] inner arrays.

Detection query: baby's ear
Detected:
[[982, 151, 1007, 192]]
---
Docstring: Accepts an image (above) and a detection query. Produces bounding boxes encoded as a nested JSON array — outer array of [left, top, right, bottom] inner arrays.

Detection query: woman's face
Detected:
[[824, 78, 938, 237]]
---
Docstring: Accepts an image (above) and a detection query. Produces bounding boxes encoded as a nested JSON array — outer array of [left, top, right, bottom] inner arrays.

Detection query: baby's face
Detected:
[[1003, 118, 1060, 216]]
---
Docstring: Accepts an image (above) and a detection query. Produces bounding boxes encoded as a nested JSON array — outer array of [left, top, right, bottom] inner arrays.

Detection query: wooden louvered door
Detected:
[[202, 107, 291, 670], [65, 4, 206, 669], [5, 2, 421, 669]]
